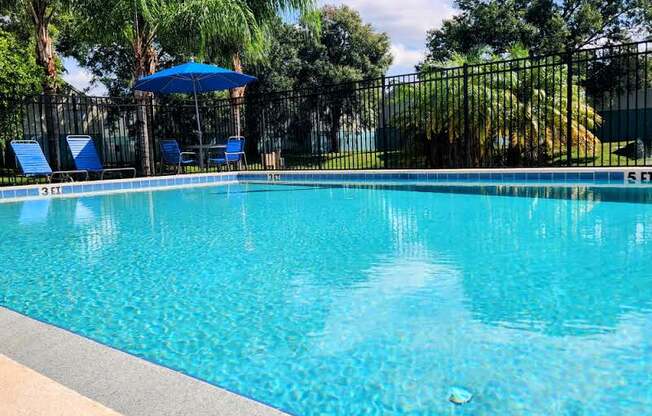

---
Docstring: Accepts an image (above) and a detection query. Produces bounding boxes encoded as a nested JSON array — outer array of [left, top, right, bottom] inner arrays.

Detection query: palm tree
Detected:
[[0, 0, 73, 168], [71, 0, 304, 172], [389, 47, 602, 167], [169, 0, 316, 137], [0, 0, 65, 94], [506, 46, 601, 165]]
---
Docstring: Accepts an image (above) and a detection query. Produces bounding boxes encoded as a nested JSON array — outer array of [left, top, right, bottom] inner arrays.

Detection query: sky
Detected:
[[326, 0, 456, 74], [62, 0, 457, 96]]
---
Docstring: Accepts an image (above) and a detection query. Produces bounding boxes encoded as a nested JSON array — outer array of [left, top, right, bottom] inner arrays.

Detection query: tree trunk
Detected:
[[427, 132, 450, 168], [35, 20, 57, 93], [34, 15, 62, 169], [229, 52, 245, 137], [134, 91, 153, 175], [329, 105, 342, 153], [507, 134, 523, 167], [132, 31, 157, 176]]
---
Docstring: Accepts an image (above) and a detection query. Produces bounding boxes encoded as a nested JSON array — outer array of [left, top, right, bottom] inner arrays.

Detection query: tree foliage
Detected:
[[0, 28, 43, 96], [168, 0, 316, 66], [0, 0, 70, 93], [393, 48, 601, 167], [0, 28, 44, 157], [422, 0, 652, 65], [247, 5, 391, 92], [60, 0, 315, 96], [244, 6, 392, 153]]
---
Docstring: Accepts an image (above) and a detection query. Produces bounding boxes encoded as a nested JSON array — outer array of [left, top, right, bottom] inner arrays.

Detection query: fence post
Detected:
[[565, 49, 573, 166], [147, 95, 156, 174], [316, 93, 322, 169], [463, 63, 470, 167], [135, 91, 153, 176], [72, 95, 79, 134], [380, 75, 388, 167], [43, 94, 62, 170]]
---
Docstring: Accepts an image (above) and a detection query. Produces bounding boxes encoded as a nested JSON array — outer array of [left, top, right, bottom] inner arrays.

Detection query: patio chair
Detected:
[[207, 136, 247, 171], [66, 135, 136, 180], [10, 140, 88, 183], [160, 140, 197, 174]]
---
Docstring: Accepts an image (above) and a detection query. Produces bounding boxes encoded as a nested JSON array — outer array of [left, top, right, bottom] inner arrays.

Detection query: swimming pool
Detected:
[[1, 179, 652, 415]]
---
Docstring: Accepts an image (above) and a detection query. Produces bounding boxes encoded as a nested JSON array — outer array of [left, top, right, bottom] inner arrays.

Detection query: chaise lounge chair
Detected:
[[207, 136, 247, 171], [66, 135, 137, 180], [160, 140, 197, 174], [10, 140, 88, 183]]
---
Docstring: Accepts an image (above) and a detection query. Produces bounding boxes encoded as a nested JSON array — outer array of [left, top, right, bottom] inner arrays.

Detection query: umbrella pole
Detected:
[[192, 79, 204, 171]]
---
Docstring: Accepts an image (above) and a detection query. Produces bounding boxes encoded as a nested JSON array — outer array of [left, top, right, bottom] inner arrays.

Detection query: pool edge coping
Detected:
[[1, 167, 652, 203], [0, 171, 238, 203], [0, 306, 290, 416]]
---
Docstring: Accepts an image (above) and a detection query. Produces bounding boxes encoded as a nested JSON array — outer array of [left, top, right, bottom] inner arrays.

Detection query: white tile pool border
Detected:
[[1, 167, 652, 203], [239, 167, 651, 185], [0, 172, 238, 203]]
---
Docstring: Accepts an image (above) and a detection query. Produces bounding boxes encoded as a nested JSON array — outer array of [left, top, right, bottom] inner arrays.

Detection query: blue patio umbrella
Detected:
[[133, 61, 256, 168]]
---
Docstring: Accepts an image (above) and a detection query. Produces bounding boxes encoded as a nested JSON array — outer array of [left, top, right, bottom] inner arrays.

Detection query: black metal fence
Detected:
[[1, 41, 651, 185]]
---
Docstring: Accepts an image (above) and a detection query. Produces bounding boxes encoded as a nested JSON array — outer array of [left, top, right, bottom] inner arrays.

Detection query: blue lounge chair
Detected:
[[10, 140, 88, 183], [66, 135, 136, 180], [160, 140, 196, 174], [207, 136, 247, 171]]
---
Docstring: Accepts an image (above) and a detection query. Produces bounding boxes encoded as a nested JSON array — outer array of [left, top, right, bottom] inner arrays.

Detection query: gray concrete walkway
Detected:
[[0, 307, 288, 416]]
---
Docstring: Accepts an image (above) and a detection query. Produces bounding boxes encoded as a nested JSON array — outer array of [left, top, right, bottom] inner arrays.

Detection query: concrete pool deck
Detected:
[[0, 353, 121, 415], [0, 307, 288, 416]]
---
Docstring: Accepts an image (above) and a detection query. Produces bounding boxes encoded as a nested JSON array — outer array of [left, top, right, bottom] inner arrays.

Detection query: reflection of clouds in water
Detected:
[[314, 255, 462, 354], [74, 199, 96, 225], [73, 198, 119, 260], [310, 248, 652, 414], [360, 186, 652, 413], [5, 184, 652, 415], [18, 199, 50, 225]]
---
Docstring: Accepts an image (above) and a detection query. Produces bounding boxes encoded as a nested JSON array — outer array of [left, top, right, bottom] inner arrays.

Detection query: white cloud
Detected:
[[324, 0, 457, 73], [389, 43, 424, 74], [62, 57, 108, 96]]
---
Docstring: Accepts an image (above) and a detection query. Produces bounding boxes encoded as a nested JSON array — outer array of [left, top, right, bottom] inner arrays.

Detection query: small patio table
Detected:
[[186, 144, 226, 170]]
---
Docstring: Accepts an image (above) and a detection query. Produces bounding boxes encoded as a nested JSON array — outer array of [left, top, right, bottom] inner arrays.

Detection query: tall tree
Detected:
[[64, 0, 317, 168], [67, 0, 268, 87], [0, 28, 43, 96], [245, 6, 392, 153], [63, 0, 256, 173], [0, 0, 70, 167], [422, 0, 651, 64], [167, 0, 317, 137], [0, 0, 67, 94], [65, 0, 317, 96], [63, 0, 164, 172], [394, 48, 601, 167], [0, 28, 43, 165]]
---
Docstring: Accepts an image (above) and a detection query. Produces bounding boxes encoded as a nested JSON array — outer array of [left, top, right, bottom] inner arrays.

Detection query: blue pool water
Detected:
[[1, 182, 652, 415]]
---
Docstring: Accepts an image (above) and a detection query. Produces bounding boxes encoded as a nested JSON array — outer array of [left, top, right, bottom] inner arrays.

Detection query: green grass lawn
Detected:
[[247, 151, 389, 170], [0, 170, 42, 186], [263, 143, 650, 171], [552, 141, 651, 167]]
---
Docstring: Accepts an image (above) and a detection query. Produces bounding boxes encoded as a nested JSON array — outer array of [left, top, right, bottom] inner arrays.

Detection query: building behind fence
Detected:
[[0, 41, 651, 184]]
